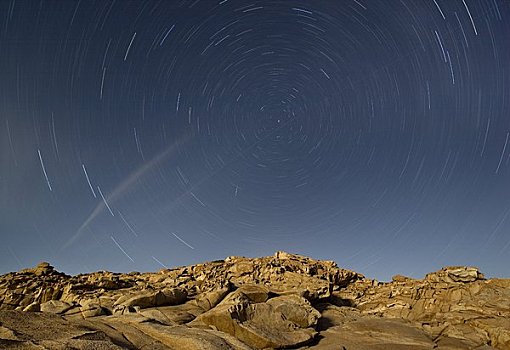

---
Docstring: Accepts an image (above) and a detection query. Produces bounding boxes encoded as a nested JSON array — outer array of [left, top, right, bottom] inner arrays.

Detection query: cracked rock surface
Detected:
[[0, 252, 508, 349]]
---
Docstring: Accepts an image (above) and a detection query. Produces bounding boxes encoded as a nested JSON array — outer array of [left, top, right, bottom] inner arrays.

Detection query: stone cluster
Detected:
[[0, 252, 508, 349], [333, 266, 510, 349]]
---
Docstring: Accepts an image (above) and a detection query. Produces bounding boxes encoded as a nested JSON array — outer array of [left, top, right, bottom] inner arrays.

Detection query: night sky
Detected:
[[1, 0, 509, 281]]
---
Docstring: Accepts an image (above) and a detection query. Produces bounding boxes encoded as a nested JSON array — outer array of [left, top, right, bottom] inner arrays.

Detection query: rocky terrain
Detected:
[[0, 251, 509, 349]]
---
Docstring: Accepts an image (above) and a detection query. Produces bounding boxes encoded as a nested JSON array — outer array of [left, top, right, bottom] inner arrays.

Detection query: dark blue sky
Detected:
[[1, 0, 509, 281]]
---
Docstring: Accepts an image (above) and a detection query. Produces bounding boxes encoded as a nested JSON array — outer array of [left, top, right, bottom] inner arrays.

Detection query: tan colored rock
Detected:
[[0, 324, 19, 341], [267, 271, 331, 300], [312, 318, 437, 350], [140, 302, 204, 325], [115, 287, 187, 309], [314, 303, 361, 331], [91, 317, 169, 349], [112, 304, 135, 315], [31, 262, 54, 276], [426, 266, 484, 283], [232, 284, 270, 303], [435, 336, 496, 350], [0, 253, 509, 350], [79, 300, 106, 318], [266, 294, 321, 328], [228, 261, 255, 277], [191, 287, 231, 311], [191, 291, 317, 349], [336, 266, 508, 349], [131, 322, 254, 350], [0, 310, 132, 349], [22, 301, 40, 312], [40, 300, 73, 314], [392, 274, 413, 283]]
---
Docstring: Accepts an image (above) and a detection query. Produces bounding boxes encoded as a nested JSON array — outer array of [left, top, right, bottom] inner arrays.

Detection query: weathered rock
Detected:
[[426, 266, 484, 283], [231, 284, 270, 303], [139, 302, 204, 325], [191, 287, 231, 311], [266, 294, 321, 328], [79, 300, 106, 318], [112, 304, 136, 315], [40, 300, 73, 314], [0, 310, 132, 349], [392, 274, 413, 283], [335, 266, 509, 349], [267, 271, 332, 300], [30, 262, 54, 276], [191, 290, 317, 349], [115, 287, 187, 309], [22, 302, 40, 312], [130, 322, 254, 350], [0, 253, 509, 350], [312, 318, 437, 350]]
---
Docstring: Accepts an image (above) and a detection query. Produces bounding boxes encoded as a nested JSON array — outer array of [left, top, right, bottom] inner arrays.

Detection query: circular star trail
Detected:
[[0, 0, 509, 280]]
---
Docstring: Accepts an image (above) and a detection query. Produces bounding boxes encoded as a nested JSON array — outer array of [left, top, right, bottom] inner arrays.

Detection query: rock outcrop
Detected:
[[0, 252, 508, 349], [332, 266, 510, 349]]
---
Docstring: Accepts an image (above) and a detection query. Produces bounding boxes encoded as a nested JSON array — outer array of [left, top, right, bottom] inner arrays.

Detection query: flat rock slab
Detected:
[[0, 310, 132, 349], [312, 318, 437, 350]]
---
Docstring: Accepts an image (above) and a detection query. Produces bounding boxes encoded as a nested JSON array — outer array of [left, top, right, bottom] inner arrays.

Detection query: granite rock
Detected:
[[0, 253, 508, 349]]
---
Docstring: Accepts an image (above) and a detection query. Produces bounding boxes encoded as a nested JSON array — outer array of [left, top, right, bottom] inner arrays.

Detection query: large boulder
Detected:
[[191, 287, 231, 311], [229, 284, 270, 303], [78, 300, 106, 318], [266, 294, 321, 328], [426, 266, 484, 283], [190, 291, 318, 349]]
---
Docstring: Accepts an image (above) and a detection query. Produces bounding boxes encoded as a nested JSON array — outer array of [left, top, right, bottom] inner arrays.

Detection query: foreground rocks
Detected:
[[0, 252, 508, 349]]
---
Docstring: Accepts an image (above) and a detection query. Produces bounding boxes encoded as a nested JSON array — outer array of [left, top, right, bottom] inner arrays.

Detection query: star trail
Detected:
[[0, 0, 509, 281]]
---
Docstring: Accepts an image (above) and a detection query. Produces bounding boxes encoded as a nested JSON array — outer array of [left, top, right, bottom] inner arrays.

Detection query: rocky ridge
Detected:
[[0, 252, 509, 349]]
